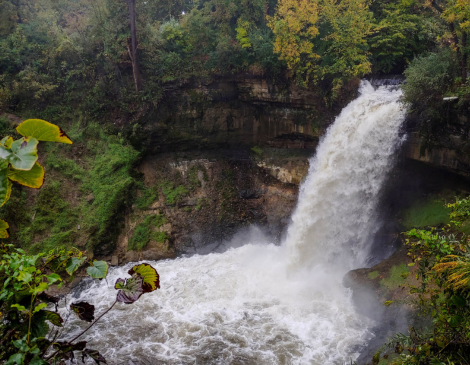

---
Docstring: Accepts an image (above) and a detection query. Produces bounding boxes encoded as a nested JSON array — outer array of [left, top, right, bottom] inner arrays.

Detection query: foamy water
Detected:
[[60, 81, 407, 364]]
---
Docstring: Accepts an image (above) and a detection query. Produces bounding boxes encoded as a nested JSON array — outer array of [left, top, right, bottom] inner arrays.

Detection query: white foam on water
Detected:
[[60, 81, 407, 364]]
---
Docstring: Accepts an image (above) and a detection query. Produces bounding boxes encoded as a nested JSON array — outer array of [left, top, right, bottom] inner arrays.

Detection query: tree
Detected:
[[267, 0, 373, 86], [320, 0, 373, 80], [126, 0, 142, 92], [267, 0, 320, 83], [427, 0, 470, 83]]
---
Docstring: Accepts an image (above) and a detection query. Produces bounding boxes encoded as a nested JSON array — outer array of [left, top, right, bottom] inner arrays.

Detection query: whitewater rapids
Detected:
[[60, 81, 407, 364]]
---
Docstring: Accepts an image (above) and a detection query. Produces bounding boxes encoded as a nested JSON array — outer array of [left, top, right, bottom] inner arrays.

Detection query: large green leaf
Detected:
[[115, 276, 144, 304], [66, 257, 86, 275], [16, 119, 73, 144], [8, 162, 45, 188], [0, 169, 12, 207], [86, 261, 108, 279], [128, 263, 160, 293], [0, 219, 9, 238], [8, 137, 39, 171], [31, 310, 49, 338], [0, 145, 11, 160]]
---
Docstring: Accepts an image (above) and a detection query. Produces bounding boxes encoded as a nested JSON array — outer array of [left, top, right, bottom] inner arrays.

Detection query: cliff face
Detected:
[[119, 78, 470, 263], [137, 75, 358, 151], [113, 75, 355, 262]]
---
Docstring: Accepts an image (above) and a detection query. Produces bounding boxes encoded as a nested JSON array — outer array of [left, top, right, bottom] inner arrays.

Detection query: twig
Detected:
[[44, 300, 118, 361]]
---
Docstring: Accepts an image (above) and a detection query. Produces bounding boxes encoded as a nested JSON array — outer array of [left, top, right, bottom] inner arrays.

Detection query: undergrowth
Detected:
[[401, 198, 451, 229], [128, 214, 169, 251], [0, 120, 141, 255]]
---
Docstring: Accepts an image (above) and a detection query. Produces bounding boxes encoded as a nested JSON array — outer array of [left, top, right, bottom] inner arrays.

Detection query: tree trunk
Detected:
[[126, 0, 142, 92], [462, 31, 467, 84]]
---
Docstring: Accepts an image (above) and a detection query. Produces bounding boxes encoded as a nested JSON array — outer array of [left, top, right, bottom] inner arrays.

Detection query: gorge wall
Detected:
[[109, 77, 470, 264]]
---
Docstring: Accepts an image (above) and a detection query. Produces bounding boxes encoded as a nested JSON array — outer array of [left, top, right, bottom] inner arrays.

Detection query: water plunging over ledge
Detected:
[[60, 81, 407, 364]]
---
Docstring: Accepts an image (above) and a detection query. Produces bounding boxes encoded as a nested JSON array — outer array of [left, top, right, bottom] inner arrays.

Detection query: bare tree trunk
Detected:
[[126, 0, 142, 92], [462, 31, 467, 84]]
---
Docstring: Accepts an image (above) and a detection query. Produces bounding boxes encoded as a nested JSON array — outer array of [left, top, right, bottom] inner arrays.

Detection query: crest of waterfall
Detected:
[[60, 81, 407, 365], [285, 81, 406, 270]]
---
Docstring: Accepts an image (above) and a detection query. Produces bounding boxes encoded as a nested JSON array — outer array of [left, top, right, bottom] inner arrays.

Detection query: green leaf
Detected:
[[0, 168, 12, 207], [44, 310, 63, 327], [30, 310, 49, 338], [66, 256, 86, 275], [45, 273, 61, 284], [449, 315, 464, 327], [87, 260, 108, 279], [6, 353, 25, 365], [0, 219, 9, 238], [29, 356, 47, 365], [16, 271, 32, 283], [16, 119, 73, 144], [1, 136, 13, 148], [451, 294, 466, 307], [0, 145, 11, 160], [33, 303, 48, 313], [8, 163, 45, 188], [11, 304, 26, 312], [128, 263, 160, 293], [31, 282, 48, 295], [70, 301, 95, 322], [8, 137, 39, 171]]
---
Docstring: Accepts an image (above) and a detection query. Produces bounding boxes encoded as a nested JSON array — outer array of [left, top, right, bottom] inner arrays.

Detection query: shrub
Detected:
[[402, 49, 459, 106]]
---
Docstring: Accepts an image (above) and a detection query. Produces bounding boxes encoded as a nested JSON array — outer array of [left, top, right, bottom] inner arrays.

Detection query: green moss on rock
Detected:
[[380, 264, 409, 290], [401, 198, 451, 229]]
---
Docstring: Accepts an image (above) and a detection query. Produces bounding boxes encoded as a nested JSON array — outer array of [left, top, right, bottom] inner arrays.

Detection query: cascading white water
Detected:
[[60, 81, 407, 365], [285, 81, 407, 270]]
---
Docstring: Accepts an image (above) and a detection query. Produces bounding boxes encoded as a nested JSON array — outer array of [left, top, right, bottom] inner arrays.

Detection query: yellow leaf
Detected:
[[0, 219, 9, 238], [16, 119, 73, 144], [8, 162, 45, 189]]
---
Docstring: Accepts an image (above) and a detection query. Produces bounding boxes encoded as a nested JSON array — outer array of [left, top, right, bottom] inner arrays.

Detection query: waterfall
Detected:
[[285, 81, 406, 269], [60, 81, 406, 364]]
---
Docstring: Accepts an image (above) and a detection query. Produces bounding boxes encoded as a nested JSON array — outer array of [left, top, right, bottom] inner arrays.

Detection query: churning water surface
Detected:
[[60, 81, 407, 364]]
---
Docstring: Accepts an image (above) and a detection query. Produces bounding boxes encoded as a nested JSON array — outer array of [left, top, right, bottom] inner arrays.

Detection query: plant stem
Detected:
[[27, 293, 35, 345], [44, 300, 118, 361], [69, 300, 117, 343]]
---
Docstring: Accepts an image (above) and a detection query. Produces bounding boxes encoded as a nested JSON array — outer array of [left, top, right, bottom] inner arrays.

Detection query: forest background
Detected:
[[0, 0, 468, 121]]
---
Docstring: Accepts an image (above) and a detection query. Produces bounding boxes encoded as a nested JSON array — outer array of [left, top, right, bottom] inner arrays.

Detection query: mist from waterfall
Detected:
[[60, 81, 407, 364]]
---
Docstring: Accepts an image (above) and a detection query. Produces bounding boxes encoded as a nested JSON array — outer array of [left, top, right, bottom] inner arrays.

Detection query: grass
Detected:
[[380, 264, 409, 290], [188, 165, 208, 188], [24, 181, 78, 253], [158, 180, 188, 205], [368, 271, 380, 280], [46, 155, 86, 182], [401, 198, 451, 229], [22, 121, 140, 254], [251, 146, 263, 156], [128, 214, 168, 251], [135, 185, 159, 209], [82, 142, 139, 252]]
